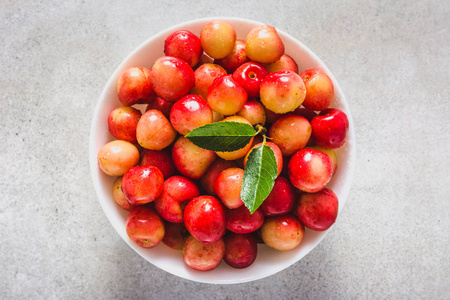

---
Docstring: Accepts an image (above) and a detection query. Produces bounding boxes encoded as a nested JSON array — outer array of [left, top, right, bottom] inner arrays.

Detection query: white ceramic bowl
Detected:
[[89, 17, 355, 284]]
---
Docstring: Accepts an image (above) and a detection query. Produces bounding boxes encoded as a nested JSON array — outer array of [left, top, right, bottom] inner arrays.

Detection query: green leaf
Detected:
[[185, 121, 256, 152], [240, 141, 278, 214]]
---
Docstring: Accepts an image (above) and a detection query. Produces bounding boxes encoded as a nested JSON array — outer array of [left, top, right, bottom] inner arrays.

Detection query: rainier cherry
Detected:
[[232, 61, 268, 98], [145, 96, 173, 119], [264, 54, 298, 73], [117, 67, 154, 106], [183, 235, 225, 271], [260, 176, 296, 216], [226, 205, 264, 234], [207, 74, 248, 116], [140, 148, 176, 179], [112, 177, 135, 211], [288, 148, 333, 193], [200, 21, 236, 59], [260, 70, 306, 114], [261, 214, 304, 251], [223, 233, 258, 269], [268, 114, 312, 156], [154, 175, 200, 223], [214, 167, 245, 209], [300, 69, 334, 111], [214, 39, 249, 73], [297, 188, 339, 231], [149, 56, 195, 102], [236, 99, 267, 126], [121, 165, 164, 205], [190, 63, 227, 99], [172, 136, 216, 179], [126, 206, 165, 248], [163, 222, 188, 250], [108, 106, 142, 144], [200, 158, 238, 196], [136, 109, 177, 151], [164, 30, 203, 67], [97, 140, 139, 177], [308, 146, 338, 175], [170, 94, 213, 135], [311, 108, 349, 149], [245, 24, 284, 64], [183, 195, 227, 244]]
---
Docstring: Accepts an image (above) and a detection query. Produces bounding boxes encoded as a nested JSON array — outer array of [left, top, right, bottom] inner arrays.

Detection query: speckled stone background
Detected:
[[1, 1, 449, 299]]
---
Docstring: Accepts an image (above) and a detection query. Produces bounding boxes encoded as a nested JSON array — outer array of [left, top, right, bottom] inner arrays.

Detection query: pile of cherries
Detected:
[[97, 20, 349, 271]]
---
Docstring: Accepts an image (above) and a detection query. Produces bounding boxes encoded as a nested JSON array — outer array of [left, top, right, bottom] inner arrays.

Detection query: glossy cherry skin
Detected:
[[260, 176, 296, 216], [236, 99, 266, 126], [260, 214, 304, 251], [268, 114, 312, 156], [200, 158, 238, 196], [307, 145, 338, 175], [214, 167, 245, 209], [117, 67, 154, 106], [223, 232, 258, 269], [149, 56, 195, 102], [264, 54, 298, 73], [226, 205, 264, 234], [162, 175, 200, 202], [214, 39, 249, 73], [154, 175, 200, 223], [300, 69, 334, 111], [97, 140, 140, 177], [172, 136, 217, 179], [183, 235, 225, 271], [190, 63, 227, 99], [145, 96, 173, 119], [311, 108, 349, 149], [136, 109, 177, 151], [126, 206, 165, 248], [183, 195, 226, 244], [112, 176, 135, 211], [297, 188, 339, 231], [232, 62, 268, 98], [108, 106, 142, 143], [140, 148, 176, 179], [207, 74, 248, 116], [121, 165, 164, 205], [288, 148, 333, 193], [200, 20, 236, 59], [245, 25, 284, 64], [170, 94, 213, 135], [164, 30, 203, 67], [260, 70, 306, 114]]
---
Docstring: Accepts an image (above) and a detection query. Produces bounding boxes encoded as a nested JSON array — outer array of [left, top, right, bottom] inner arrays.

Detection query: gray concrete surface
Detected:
[[1, 1, 449, 299]]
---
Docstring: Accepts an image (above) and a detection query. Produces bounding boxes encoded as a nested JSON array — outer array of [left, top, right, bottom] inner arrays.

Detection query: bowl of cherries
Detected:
[[90, 17, 355, 284]]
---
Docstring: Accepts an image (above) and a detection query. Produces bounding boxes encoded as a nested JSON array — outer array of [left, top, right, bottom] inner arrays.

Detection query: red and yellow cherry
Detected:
[[117, 67, 154, 106], [296, 188, 339, 231], [288, 148, 333, 193], [183, 195, 227, 244], [121, 165, 164, 205], [164, 30, 203, 68], [126, 206, 165, 248]]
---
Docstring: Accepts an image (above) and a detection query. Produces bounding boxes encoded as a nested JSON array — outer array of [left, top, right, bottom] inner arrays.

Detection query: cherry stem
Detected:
[[262, 134, 267, 145], [254, 124, 267, 137]]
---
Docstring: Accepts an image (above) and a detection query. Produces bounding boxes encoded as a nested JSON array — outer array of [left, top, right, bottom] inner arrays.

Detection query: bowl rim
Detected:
[[89, 16, 356, 284]]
